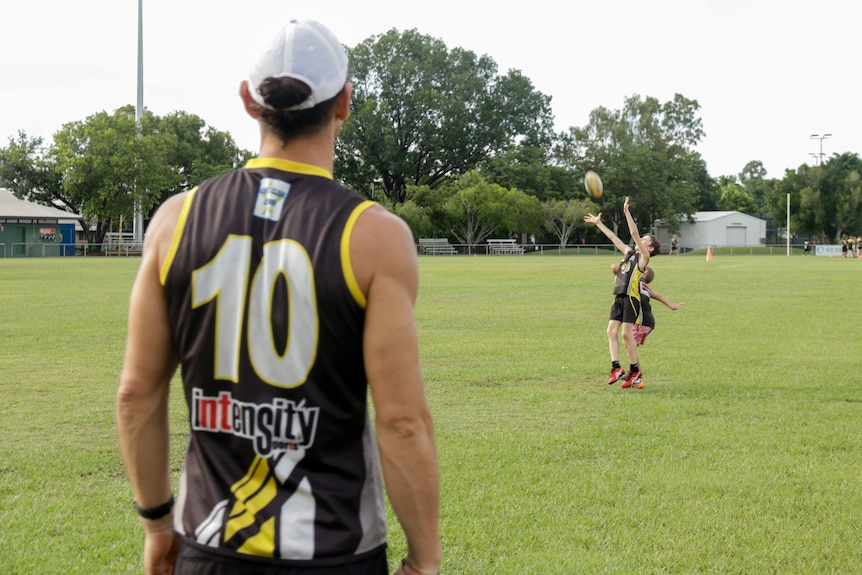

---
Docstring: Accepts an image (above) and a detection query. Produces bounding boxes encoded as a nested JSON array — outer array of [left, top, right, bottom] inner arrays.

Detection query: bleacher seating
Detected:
[[418, 238, 458, 255], [487, 238, 524, 255], [102, 232, 143, 255]]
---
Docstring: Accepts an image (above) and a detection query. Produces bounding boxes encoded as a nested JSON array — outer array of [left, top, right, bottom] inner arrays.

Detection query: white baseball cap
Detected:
[[249, 19, 348, 111]]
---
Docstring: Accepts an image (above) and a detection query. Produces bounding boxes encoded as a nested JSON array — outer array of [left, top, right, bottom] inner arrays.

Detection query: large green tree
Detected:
[[769, 165, 821, 241], [717, 182, 757, 213], [542, 198, 596, 246], [828, 153, 862, 239], [153, 111, 252, 207], [481, 142, 580, 202], [555, 94, 706, 238], [47, 106, 247, 241], [768, 153, 862, 242], [337, 28, 555, 203], [0, 132, 65, 208], [396, 183, 457, 240], [442, 171, 541, 249], [51, 107, 174, 241], [738, 160, 774, 218]]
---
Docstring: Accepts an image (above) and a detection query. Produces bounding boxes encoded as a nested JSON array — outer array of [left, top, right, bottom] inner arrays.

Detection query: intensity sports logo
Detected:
[[191, 388, 319, 457]]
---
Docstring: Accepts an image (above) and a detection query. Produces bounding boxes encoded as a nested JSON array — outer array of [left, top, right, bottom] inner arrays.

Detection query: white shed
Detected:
[[654, 211, 766, 253]]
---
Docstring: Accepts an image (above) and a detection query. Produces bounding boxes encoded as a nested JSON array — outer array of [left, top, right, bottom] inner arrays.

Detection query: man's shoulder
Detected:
[[353, 203, 412, 242]]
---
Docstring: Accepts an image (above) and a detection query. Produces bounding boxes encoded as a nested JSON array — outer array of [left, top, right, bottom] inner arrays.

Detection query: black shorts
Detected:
[[609, 295, 641, 324], [640, 310, 655, 329], [173, 543, 388, 575]]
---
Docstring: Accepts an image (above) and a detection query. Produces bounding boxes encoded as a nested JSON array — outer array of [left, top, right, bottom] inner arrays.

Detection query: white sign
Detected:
[[815, 245, 843, 257]]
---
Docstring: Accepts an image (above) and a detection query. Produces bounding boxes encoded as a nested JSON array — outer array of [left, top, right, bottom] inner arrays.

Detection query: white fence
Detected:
[[0, 242, 844, 258], [0, 242, 143, 257], [410, 243, 839, 256]]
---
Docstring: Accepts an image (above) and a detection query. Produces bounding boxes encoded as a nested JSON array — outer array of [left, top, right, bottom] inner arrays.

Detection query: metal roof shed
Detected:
[[654, 211, 766, 252]]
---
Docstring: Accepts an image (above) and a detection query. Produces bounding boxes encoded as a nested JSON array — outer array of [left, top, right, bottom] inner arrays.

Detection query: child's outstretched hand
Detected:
[[584, 213, 601, 225], [624, 196, 631, 212]]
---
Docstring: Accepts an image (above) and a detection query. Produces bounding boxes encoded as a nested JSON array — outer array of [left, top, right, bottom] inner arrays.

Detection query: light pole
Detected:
[[810, 133, 832, 165], [133, 0, 144, 244], [786, 192, 790, 256]]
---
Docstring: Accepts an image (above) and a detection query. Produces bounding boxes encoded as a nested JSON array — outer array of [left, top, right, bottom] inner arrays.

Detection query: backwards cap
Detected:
[[249, 19, 348, 111]]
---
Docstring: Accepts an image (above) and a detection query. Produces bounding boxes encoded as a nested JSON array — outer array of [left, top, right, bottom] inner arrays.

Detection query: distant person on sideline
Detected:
[[117, 19, 441, 575], [585, 197, 660, 389], [669, 233, 680, 256]]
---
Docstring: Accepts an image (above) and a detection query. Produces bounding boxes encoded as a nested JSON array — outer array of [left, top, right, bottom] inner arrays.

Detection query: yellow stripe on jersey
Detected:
[[245, 157, 334, 180], [224, 475, 278, 544], [340, 201, 376, 309], [225, 456, 278, 548], [160, 186, 199, 286], [627, 266, 644, 299], [237, 517, 276, 556], [231, 456, 272, 502]]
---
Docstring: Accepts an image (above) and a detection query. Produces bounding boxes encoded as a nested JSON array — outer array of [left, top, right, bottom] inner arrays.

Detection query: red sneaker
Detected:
[[608, 367, 626, 385], [621, 370, 643, 389]]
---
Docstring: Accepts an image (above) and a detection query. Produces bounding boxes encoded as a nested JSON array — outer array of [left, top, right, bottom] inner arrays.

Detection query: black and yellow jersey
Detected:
[[161, 158, 386, 566], [612, 249, 644, 299]]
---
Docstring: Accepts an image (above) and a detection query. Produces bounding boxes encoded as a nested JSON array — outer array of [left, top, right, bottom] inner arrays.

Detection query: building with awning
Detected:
[[0, 188, 84, 257]]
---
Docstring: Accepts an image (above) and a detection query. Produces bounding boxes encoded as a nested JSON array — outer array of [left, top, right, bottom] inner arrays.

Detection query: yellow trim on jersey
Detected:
[[627, 265, 644, 299], [236, 517, 276, 556], [341, 201, 376, 309], [225, 456, 278, 547], [245, 157, 334, 180], [160, 186, 200, 286]]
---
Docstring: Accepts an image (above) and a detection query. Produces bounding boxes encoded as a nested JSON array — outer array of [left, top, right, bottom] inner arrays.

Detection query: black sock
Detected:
[[612, 361, 621, 369], [630, 363, 639, 373]]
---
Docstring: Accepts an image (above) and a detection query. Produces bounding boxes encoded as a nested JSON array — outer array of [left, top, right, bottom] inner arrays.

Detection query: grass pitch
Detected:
[[1, 254, 860, 573]]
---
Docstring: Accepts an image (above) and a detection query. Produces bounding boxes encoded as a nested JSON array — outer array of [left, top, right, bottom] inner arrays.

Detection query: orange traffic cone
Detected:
[[706, 247, 713, 261]]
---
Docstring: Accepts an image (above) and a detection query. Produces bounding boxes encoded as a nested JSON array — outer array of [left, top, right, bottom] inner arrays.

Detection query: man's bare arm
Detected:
[[353, 206, 441, 575]]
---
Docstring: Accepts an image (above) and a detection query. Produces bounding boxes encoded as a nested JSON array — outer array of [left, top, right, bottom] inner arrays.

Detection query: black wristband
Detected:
[[134, 494, 174, 520]]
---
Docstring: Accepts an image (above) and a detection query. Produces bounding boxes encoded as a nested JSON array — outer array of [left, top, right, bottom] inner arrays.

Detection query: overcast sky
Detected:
[[2, 0, 859, 180]]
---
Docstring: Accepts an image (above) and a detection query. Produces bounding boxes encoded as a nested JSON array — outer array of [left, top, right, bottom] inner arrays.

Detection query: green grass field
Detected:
[[1, 254, 861, 574]]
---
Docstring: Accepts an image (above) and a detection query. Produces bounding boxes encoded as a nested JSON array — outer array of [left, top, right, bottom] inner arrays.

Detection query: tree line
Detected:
[[0, 108, 251, 244], [1, 28, 859, 246]]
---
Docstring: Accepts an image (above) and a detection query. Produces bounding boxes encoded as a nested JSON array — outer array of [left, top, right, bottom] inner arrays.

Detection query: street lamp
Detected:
[[810, 133, 832, 165], [133, 0, 144, 244]]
